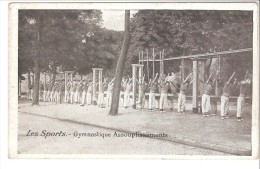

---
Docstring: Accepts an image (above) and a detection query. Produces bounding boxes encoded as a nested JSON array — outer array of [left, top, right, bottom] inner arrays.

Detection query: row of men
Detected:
[[27, 71, 251, 122]]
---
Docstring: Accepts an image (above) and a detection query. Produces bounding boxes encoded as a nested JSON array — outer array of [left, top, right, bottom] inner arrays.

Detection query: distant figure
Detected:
[[86, 82, 93, 105], [137, 79, 148, 109], [80, 82, 88, 106], [65, 81, 71, 103], [124, 79, 132, 108], [159, 79, 169, 112], [169, 79, 179, 111], [177, 80, 190, 114], [70, 82, 76, 104], [97, 79, 107, 108], [148, 73, 158, 111], [106, 78, 115, 107], [237, 79, 251, 122], [201, 80, 213, 117], [221, 82, 232, 119]]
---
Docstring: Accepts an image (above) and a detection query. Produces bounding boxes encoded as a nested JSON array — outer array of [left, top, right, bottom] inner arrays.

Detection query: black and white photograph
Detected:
[[8, 2, 259, 159]]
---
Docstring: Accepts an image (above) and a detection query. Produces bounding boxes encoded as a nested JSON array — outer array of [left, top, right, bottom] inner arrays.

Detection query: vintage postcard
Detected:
[[8, 2, 259, 159]]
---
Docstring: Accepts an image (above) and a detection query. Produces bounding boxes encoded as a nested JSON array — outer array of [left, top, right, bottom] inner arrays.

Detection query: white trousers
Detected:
[[30, 90, 33, 100], [98, 92, 104, 106], [168, 95, 175, 110], [50, 92, 54, 102], [106, 91, 112, 106], [177, 93, 186, 112], [70, 91, 74, 104], [81, 91, 86, 105], [237, 96, 245, 118], [124, 92, 130, 107], [202, 94, 211, 114], [138, 93, 146, 108], [74, 91, 79, 103], [86, 92, 92, 105], [43, 91, 46, 102], [149, 92, 157, 109], [221, 95, 229, 117], [65, 91, 70, 103], [159, 93, 168, 110]]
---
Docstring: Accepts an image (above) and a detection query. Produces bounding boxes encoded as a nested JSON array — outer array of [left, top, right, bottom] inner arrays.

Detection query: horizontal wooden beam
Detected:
[[141, 48, 252, 62]]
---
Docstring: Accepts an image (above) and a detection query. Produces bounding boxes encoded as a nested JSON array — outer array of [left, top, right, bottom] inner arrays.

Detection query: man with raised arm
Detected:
[[221, 72, 235, 120], [201, 78, 213, 117], [97, 78, 108, 108], [169, 72, 179, 111], [158, 74, 170, 113], [237, 72, 251, 122], [148, 73, 158, 112], [86, 81, 93, 105], [136, 75, 148, 109], [124, 78, 133, 108], [80, 80, 88, 106], [177, 73, 192, 114], [106, 77, 115, 107], [78, 80, 84, 104], [70, 82, 76, 104], [65, 80, 71, 103]]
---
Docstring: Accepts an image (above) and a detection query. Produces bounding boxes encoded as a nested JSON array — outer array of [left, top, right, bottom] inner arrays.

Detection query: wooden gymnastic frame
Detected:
[[140, 48, 253, 113]]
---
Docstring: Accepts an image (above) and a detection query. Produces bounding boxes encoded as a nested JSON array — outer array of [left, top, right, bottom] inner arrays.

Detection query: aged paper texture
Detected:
[[9, 2, 259, 159]]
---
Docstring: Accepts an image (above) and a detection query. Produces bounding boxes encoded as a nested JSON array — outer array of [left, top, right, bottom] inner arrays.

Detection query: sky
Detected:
[[101, 10, 138, 31]]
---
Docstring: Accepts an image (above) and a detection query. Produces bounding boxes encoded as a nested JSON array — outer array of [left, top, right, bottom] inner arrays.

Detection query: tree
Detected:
[[109, 10, 131, 116], [18, 10, 105, 104], [128, 10, 253, 82]]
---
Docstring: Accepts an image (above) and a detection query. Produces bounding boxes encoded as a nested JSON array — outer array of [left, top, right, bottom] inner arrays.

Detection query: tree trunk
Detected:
[[109, 10, 131, 116], [32, 13, 43, 106]]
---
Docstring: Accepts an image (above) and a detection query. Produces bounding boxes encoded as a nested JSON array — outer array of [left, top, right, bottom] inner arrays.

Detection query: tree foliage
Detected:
[[128, 10, 253, 80]]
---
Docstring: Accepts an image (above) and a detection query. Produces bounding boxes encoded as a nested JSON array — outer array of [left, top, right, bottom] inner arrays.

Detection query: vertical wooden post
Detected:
[[162, 49, 165, 76], [146, 49, 149, 81], [98, 69, 103, 92], [132, 65, 137, 109], [64, 72, 67, 99], [181, 59, 185, 82], [141, 51, 144, 65], [192, 59, 198, 113], [160, 49, 165, 78], [92, 69, 97, 104], [138, 52, 141, 64], [152, 48, 155, 79], [138, 65, 144, 101], [200, 60, 206, 96], [44, 72, 46, 91], [132, 64, 143, 109]]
